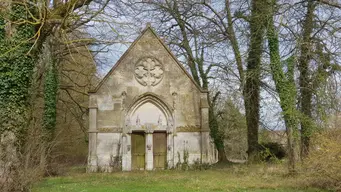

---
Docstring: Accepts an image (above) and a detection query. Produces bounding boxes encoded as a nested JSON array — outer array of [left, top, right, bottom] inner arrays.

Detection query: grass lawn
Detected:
[[32, 164, 328, 192]]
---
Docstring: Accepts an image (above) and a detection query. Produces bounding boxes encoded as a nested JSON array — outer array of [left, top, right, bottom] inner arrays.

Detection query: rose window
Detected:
[[134, 57, 164, 86]]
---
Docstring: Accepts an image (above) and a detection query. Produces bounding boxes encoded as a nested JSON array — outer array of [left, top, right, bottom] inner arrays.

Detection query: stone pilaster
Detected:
[[166, 120, 174, 168], [200, 92, 210, 163], [122, 116, 132, 171], [122, 134, 132, 171], [145, 128, 153, 170], [88, 94, 98, 172], [200, 92, 209, 132]]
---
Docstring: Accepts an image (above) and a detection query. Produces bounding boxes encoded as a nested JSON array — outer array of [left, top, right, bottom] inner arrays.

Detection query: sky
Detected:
[[84, 1, 293, 131]]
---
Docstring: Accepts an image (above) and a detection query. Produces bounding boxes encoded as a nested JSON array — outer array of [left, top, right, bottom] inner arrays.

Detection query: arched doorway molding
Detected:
[[122, 92, 175, 171], [125, 92, 174, 131]]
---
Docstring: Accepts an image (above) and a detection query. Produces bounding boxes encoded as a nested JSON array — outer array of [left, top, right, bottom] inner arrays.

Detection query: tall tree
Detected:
[[298, 0, 316, 158], [0, 2, 37, 190], [266, 0, 298, 173], [40, 39, 59, 172], [201, 0, 270, 159], [0, 0, 110, 190], [244, 0, 268, 159]]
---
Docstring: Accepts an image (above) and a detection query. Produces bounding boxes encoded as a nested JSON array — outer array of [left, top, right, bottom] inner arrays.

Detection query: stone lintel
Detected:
[[97, 127, 123, 133]]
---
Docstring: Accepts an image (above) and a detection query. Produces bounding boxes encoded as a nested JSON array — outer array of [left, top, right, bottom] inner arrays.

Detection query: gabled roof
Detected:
[[89, 24, 208, 93]]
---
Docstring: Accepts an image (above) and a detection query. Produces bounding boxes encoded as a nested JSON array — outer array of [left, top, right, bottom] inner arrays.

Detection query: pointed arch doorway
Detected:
[[123, 93, 174, 171]]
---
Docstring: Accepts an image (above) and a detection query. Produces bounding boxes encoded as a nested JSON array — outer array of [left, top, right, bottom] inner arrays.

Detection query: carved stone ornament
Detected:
[[127, 145, 131, 152], [134, 57, 164, 86], [166, 125, 173, 134], [167, 119, 174, 127], [172, 92, 177, 109], [121, 91, 127, 110], [145, 124, 154, 133], [147, 144, 152, 150], [157, 115, 162, 126]]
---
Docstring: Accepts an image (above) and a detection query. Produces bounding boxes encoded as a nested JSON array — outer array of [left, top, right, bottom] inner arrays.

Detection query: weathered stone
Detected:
[[87, 25, 217, 172]]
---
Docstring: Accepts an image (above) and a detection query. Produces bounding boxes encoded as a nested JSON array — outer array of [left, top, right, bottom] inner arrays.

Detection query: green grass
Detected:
[[32, 164, 328, 192]]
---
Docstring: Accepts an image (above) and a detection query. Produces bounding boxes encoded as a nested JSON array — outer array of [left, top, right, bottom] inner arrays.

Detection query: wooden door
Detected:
[[153, 132, 167, 169], [131, 132, 145, 170]]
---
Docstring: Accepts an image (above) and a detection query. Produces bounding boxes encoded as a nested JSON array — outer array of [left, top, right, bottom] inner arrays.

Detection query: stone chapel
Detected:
[[87, 25, 218, 172]]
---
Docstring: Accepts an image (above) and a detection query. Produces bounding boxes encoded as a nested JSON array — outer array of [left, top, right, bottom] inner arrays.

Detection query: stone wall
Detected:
[[87, 27, 217, 172], [94, 29, 202, 130], [96, 133, 122, 171]]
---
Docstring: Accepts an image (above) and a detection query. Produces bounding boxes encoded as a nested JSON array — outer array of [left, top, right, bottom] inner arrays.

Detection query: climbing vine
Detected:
[[43, 43, 58, 141], [209, 92, 227, 162], [266, 1, 299, 173], [0, 3, 36, 148]]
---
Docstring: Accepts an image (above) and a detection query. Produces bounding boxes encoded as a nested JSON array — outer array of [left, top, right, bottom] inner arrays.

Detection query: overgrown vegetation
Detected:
[[0, 0, 341, 191], [219, 99, 247, 161], [0, 4, 38, 191], [259, 142, 286, 162], [0, 0, 102, 191], [31, 164, 327, 192], [304, 128, 341, 191]]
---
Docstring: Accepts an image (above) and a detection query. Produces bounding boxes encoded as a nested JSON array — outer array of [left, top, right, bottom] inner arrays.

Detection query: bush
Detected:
[[192, 159, 211, 170], [259, 142, 286, 162], [174, 150, 211, 171], [304, 128, 341, 191]]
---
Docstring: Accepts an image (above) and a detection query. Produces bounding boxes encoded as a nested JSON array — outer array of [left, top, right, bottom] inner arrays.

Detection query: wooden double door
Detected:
[[131, 132, 167, 170], [153, 132, 167, 169], [131, 132, 145, 170]]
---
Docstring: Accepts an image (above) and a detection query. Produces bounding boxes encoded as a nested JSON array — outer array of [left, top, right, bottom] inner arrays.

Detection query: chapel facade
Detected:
[[87, 25, 217, 172]]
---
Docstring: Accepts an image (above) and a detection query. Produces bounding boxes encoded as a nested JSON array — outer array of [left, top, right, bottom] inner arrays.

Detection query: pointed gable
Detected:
[[90, 25, 206, 93], [87, 25, 216, 172]]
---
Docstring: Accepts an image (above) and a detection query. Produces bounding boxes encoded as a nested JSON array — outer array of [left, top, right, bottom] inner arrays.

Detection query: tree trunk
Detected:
[[209, 105, 227, 162], [298, 0, 315, 158], [217, 148, 227, 162], [41, 38, 59, 174], [172, 1, 201, 87], [244, 0, 267, 159], [225, 0, 244, 88], [266, 0, 298, 172], [169, 1, 226, 161]]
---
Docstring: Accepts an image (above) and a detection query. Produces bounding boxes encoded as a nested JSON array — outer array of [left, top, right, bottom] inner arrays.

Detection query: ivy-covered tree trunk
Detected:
[[266, 0, 298, 173], [43, 41, 58, 143], [244, 0, 267, 160], [209, 92, 227, 162], [209, 108, 226, 161], [298, 0, 316, 158], [0, 3, 37, 191], [0, 3, 36, 143], [40, 40, 59, 173], [0, 0, 99, 190]]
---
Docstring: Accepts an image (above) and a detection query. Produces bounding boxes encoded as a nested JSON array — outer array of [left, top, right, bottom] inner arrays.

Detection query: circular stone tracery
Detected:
[[134, 57, 164, 86]]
